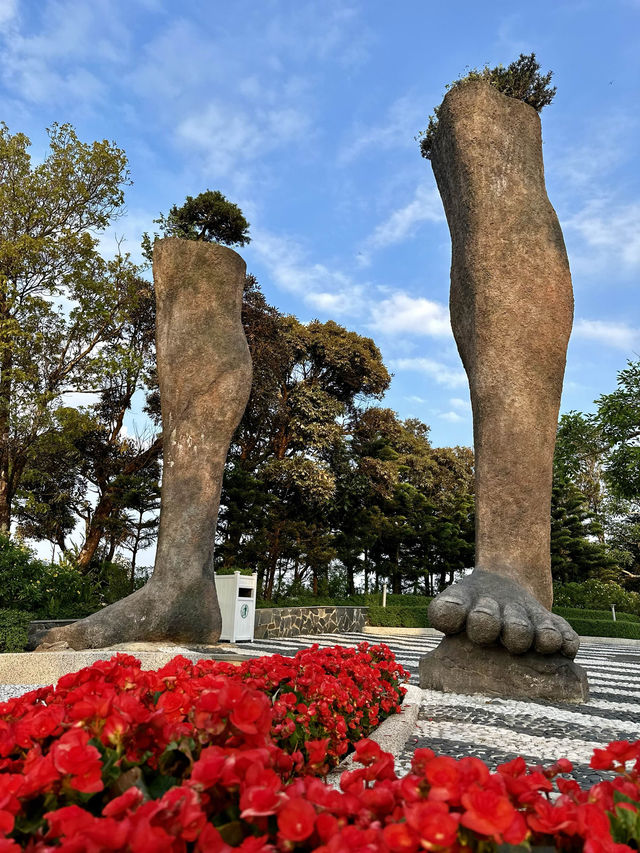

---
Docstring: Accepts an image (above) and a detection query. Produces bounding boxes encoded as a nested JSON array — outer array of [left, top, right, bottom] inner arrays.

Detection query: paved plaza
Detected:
[[244, 632, 640, 788]]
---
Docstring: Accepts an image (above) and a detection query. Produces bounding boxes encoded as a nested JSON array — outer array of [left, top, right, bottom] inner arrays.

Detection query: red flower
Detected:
[[45, 804, 96, 838], [102, 786, 144, 818], [405, 801, 460, 849], [382, 822, 419, 852], [277, 797, 316, 842], [591, 741, 640, 771], [230, 689, 271, 735], [425, 755, 460, 802], [240, 784, 283, 818], [315, 812, 340, 843], [410, 747, 435, 775], [527, 796, 578, 835], [305, 738, 329, 766], [460, 785, 519, 840], [21, 747, 59, 797], [354, 738, 382, 766], [51, 728, 103, 793], [0, 810, 13, 836]]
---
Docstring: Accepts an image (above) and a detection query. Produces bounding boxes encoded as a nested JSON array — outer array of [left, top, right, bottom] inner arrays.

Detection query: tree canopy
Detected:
[[143, 190, 250, 258], [0, 122, 155, 537]]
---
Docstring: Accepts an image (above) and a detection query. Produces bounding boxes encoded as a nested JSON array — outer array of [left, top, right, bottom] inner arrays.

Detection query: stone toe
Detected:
[[554, 616, 580, 659], [428, 591, 470, 634], [501, 603, 534, 654], [534, 620, 563, 654], [466, 596, 501, 645]]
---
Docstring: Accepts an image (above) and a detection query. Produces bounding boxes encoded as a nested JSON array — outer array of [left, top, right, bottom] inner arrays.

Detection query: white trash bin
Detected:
[[214, 571, 257, 642]]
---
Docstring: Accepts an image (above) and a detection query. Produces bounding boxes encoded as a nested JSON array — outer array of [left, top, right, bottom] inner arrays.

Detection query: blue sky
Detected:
[[1, 0, 639, 450]]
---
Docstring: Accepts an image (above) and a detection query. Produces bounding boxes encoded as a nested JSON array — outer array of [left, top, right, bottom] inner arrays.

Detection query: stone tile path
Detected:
[[241, 632, 640, 788]]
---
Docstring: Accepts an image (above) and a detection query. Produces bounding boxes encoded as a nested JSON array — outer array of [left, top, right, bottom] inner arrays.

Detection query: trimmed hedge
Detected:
[[384, 594, 432, 608], [368, 605, 640, 639], [257, 593, 433, 609], [368, 606, 430, 628], [553, 606, 640, 624], [567, 617, 640, 640], [0, 609, 33, 652]]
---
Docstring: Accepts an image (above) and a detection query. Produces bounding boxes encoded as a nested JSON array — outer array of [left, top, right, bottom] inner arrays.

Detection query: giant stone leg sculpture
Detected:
[[39, 238, 252, 649], [419, 81, 588, 702]]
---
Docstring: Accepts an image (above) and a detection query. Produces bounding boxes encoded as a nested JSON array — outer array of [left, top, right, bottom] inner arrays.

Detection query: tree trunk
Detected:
[[0, 341, 13, 533], [75, 495, 114, 570]]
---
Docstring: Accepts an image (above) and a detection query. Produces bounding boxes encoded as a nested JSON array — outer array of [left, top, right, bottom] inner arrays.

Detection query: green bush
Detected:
[[0, 609, 33, 652], [368, 606, 430, 628], [0, 535, 100, 619], [257, 593, 433, 610], [554, 606, 640, 624], [419, 53, 556, 159], [566, 618, 640, 640], [216, 567, 255, 576], [554, 580, 640, 615], [258, 595, 368, 609], [384, 594, 432, 608]]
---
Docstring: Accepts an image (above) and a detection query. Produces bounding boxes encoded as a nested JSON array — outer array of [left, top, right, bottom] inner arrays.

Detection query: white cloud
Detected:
[[0, 0, 128, 105], [573, 318, 640, 352], [176, 103, 310, 179], [406, 395, 428, 404], [439, 411, 464, 422], [0, 0, 16, 28], [262, 3, 371, 69], [251, 230, 364, 316], [369, 292, 451, 337], [390, 357, 467, 388], [449, 397, 471, 410], [359, 183, 444, 264], [564, 200, 640, 271], [339, 94, 429, 165]]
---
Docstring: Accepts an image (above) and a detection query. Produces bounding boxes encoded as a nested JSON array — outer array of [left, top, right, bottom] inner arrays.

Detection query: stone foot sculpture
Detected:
[[420, 80, 587, 701], [38, 238, 252, 650]]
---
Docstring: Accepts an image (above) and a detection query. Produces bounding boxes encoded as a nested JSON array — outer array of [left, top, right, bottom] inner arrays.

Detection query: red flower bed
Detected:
[[0, 646, 638, 851]]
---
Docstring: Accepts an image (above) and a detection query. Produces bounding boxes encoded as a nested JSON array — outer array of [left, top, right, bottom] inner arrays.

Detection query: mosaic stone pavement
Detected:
[[240, 632, 640, 788]]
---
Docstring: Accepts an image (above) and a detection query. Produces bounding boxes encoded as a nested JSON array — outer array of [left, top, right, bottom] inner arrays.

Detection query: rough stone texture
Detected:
[[38, 239, 252, 650], [427, 80, 580, 665], [432, 80, 573, 607], [253, 606, 367, 639], [419, 635, 589, 703], [28, 620, 76, 650], [429, 570, 579, 657]]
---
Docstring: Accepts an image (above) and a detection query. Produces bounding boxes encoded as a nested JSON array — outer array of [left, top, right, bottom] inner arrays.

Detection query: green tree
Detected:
[[0, 122, 134, 531], [551, 477, 614, 583], [594, 360, 640, 503], [143, 190, 250, 259], [14, 260, 160, 572], [216, 279, 390, 599], [342, 409, 474, 596], [555, 412, 607, 537]]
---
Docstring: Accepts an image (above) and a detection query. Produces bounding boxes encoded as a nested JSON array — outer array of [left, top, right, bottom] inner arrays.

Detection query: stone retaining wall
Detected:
[[254, 606, 367, 639], [28, 607, 368, 647]]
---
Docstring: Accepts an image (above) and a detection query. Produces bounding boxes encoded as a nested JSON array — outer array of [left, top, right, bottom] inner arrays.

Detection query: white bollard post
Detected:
[[612, 604, 616, 622], [382, 583, 387, 608]]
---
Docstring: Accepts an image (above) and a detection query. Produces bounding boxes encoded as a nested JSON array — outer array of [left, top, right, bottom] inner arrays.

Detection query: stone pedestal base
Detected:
[[419, 635, 589, 703]]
